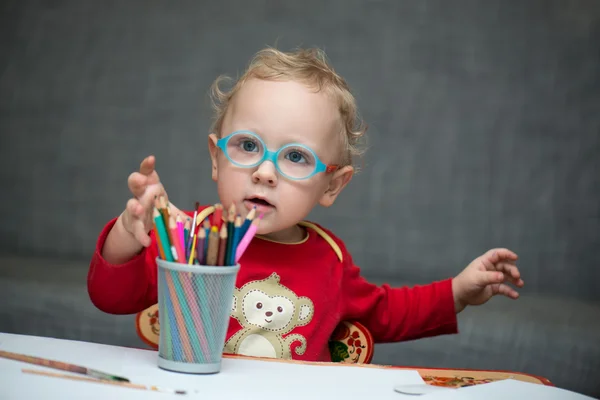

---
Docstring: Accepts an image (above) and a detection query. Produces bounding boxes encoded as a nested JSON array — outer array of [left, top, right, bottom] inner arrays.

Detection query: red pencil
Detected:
[[212, 203, 224, 230]]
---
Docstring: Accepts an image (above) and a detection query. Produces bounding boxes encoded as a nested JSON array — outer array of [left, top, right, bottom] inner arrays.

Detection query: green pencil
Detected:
[[153, 208, 174, 262]]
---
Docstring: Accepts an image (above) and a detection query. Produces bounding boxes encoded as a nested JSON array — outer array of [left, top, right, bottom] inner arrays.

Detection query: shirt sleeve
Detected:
[[340, 250, 458, 343], [87, 217, 159, 315]]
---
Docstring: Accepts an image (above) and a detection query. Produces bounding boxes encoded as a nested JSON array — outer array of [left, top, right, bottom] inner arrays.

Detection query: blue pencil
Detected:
[[239, 206, 257, 238], [228, 215, 243, 266]]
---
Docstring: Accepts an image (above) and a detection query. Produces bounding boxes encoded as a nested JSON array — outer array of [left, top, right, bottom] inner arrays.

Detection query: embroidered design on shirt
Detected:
[[225, 272, 314, 359]]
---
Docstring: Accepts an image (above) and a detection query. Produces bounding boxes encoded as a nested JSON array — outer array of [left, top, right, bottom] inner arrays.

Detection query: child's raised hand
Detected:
[[121, 155, 182, 247], [451, 248, 524, 313]]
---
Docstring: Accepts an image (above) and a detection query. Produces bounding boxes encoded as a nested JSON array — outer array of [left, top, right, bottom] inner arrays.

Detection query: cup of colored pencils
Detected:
[[152, 198, 262, 266], [151, 199, 262, 374]]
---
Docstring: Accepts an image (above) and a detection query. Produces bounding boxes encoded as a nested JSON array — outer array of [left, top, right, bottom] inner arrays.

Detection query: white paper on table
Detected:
[[419, 379, 597, 400]]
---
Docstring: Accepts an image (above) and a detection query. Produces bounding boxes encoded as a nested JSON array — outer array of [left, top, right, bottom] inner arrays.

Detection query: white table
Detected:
[[0, 332, 424, 399]]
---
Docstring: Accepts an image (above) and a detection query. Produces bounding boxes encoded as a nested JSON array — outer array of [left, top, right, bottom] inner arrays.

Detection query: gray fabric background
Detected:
[[1, 0, 599, 397]]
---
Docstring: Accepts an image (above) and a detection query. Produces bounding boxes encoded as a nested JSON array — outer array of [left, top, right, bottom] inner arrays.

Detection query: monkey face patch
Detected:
[[243, 289, 296, 331]]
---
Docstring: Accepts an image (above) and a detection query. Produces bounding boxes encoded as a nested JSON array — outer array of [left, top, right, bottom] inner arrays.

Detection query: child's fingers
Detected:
[[492, 262, 524, 288], [126, 198, 144, 218], [484, 248, 518, 263], [493, 283, 520, 299], [139, 155, 156, 176], [132, 219, 152, 247], [128, 172, 148, 198], [138, 183, 165, 211], [496, 262, 521, 279], [475, 270, 504, 287], [500, 271, 524, 288]]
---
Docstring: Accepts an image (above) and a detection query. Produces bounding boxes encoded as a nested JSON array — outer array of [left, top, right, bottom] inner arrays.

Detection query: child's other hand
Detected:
[[121, 155, 181, 247], [452, 248, 524, 313]]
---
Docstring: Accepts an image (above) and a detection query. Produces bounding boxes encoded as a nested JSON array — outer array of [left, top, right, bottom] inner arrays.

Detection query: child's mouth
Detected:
[[245, 197, 274, 211]]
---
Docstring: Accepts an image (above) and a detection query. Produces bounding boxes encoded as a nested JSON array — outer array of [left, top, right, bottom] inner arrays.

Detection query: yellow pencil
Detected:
[[188, 234, 198, 264]]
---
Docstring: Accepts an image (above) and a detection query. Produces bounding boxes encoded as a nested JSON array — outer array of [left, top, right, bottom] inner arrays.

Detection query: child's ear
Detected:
[[208, 133, 219, 182], [319, 165, 354, 208]]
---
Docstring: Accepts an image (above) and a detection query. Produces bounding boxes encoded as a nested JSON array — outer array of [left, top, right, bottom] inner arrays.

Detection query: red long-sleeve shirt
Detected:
[[88, 206, 458, 361]]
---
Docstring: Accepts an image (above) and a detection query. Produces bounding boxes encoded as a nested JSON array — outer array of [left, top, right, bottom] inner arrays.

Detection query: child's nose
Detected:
[[252, 161, 278, 186]]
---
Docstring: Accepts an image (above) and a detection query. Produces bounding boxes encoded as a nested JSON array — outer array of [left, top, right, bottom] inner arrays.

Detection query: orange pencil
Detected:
[[216, 224, 228, 266]]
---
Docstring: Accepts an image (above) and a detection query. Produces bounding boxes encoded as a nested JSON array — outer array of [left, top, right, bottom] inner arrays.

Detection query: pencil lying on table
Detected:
[[0, 350, 129, 382], [22, 369, 187, 395]]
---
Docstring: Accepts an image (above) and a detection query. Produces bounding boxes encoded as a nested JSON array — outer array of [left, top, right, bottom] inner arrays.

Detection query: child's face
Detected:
[[208, 78, 353, 242]]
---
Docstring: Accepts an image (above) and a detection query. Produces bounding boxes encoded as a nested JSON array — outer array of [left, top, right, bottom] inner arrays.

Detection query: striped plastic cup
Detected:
[[156, 258, 239, 374]]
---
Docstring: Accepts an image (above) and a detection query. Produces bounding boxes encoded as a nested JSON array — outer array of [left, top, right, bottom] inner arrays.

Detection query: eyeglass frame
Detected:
[[216, 130, 340, 181]]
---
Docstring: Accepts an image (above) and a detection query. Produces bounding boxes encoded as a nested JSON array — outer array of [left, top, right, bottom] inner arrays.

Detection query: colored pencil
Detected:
[[169, 215, 185, 262], [225, 204, 236, 265], [152, 221, 167, 260], [202, 218, 211, 256], [151, 199, 167, 260], [235, 213, 263, 263], [195, 228, 207, 265], [212, 203, 223, 230], [228, 215, 243, 266], [206, 226, 220, 265], [239, 206, 257, 237], [186, 202, 200, 259], [22, 369, 187, 395], [0, 350, 129, 382], [217, 224, 228, 266], [183, 217, 191, 251], [158, 196, 173, 245], [153, 208, 173, 262], [187, 232, 198, 264], [176, 215, 186, 258]]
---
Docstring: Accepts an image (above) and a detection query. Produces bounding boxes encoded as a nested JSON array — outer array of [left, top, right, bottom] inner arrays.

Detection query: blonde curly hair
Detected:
[[209, 47, 367, 169]]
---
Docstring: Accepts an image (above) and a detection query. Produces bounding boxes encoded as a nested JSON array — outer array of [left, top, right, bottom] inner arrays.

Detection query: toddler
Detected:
[[88, 47, 524, 361]]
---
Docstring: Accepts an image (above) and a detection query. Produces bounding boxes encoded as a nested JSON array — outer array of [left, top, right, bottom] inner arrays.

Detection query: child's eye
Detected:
[[241, 140, 258, 152], [285, 150, 308, 164]]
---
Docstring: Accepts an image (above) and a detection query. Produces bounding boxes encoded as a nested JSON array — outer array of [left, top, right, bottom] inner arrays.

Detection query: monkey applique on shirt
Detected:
[[224, 273, 314, 359], [89, 205, 459, 362]]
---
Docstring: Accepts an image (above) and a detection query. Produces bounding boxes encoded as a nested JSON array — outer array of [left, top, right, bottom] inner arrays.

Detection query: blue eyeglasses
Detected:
[[216, 130, 339, 181]]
